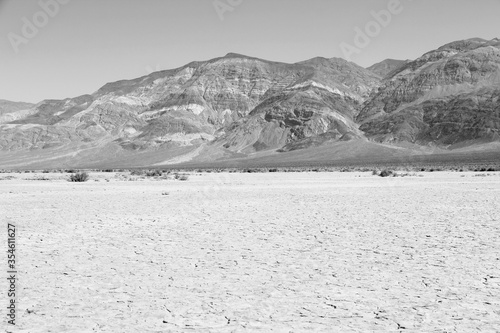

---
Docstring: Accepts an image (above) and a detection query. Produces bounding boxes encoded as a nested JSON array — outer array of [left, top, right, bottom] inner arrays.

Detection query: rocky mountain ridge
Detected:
[[367, 59, 410, 79], [1, 38, 499, 168], [357, 38, 500, 147]]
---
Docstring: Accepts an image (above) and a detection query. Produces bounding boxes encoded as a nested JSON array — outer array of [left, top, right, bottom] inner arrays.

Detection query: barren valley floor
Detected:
[[1, 172, 500, 332]]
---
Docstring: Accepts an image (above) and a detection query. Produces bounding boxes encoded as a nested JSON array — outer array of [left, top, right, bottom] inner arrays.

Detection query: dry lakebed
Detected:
[[1, 171, 499, 332]]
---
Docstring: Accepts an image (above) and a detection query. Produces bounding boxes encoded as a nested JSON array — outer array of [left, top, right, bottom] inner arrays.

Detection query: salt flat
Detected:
[[1, 172, 500, 332]]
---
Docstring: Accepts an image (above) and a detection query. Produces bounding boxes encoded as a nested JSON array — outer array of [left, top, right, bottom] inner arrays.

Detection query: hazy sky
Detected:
[[1, 0, 499, 103]]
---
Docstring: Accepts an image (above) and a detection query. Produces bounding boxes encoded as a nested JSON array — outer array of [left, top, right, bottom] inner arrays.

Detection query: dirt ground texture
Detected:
[[1, 171, 500, 332]]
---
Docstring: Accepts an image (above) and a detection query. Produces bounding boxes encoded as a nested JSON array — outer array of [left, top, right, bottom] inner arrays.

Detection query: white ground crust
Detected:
[[1, 172, 499, 332]]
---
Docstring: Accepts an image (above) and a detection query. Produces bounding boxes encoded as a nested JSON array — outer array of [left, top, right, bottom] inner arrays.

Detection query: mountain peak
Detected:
[[366, 59, 409, 79], [298, 56, 358, 68], [437, 37, 500, 52], [224, 52, 252, 59]]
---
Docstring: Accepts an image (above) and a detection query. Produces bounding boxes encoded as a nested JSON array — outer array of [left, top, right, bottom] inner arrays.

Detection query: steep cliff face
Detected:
[[358, 38, 500, 146]]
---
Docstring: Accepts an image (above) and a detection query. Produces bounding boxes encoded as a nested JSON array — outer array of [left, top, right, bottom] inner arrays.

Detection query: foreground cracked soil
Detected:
[[1, 172, 499, 332]]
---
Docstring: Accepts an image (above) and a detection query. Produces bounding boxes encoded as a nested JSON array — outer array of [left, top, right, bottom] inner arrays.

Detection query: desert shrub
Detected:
[[145, 170, 163, 177], [487, 167, 496, 172], [69, 172, 89, 182], [171, 173, 189, 181], [269, 168, 278, 173], [66, 169, 76, 173], [130, 170, 144, 176], [27, 176, 50, 181], [379, 169, 394, 177], [103, 169, 114, 173], [394, 172, 413, 177], [372, 170, 379, 176]]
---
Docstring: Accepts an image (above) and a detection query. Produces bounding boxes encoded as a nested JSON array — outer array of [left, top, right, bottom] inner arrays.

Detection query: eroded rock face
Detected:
[[219, 86, 365, 153], [0, 54, 379, 153], [1, 38, 499, 165], [358, 38, 500, 146], [216, 57, 380, 153]]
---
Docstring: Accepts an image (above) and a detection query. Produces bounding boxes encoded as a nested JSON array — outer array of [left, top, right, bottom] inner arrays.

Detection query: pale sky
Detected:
[[1, 0, 499, 103]]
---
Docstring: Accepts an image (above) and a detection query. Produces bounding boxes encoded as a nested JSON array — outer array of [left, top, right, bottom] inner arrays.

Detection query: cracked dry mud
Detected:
[[1, 172, 499, 332]]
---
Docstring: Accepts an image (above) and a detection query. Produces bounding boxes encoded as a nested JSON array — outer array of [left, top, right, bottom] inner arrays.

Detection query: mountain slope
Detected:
[[0, 54, 380, 167], [1, 39, 499, 169], [367, 59, 409, 79], [216, 57, 380, 153], [0, 99, 35, 123], [0, 99, 34, 114], [357, 38, 500, 147]]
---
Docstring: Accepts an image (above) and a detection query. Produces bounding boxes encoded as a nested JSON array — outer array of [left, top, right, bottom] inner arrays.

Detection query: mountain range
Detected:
[[1, 38, 499, 169]]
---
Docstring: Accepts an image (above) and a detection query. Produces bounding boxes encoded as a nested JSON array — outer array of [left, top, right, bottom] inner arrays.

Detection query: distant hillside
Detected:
[[367, 59, 409, 79], [0, 99, 34, 115]]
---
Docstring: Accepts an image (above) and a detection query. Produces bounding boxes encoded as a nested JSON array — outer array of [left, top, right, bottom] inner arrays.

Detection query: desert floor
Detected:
[[1, 171, 500, 332]]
